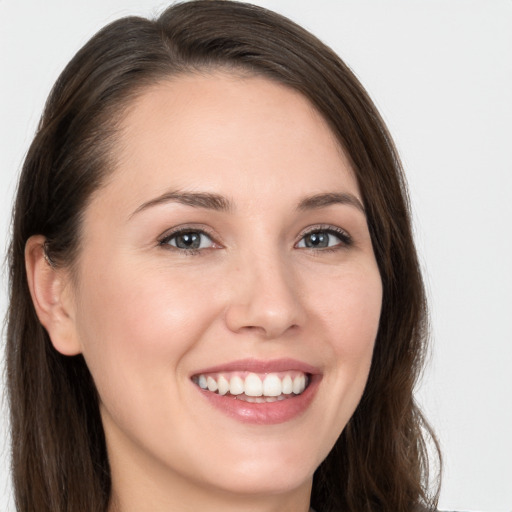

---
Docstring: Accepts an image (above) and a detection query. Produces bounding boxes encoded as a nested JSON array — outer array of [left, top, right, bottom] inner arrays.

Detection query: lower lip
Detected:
[[195, 375, 321, 425]]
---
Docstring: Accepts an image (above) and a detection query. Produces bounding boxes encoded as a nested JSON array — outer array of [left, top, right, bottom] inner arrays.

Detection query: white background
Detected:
[[1, 1, 511, 511]]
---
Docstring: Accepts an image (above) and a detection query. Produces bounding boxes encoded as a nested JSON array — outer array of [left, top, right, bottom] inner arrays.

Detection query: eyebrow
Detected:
[[130, 190, 365, 218], [297, 192, 365, 215], [130, 191, 233, 218]]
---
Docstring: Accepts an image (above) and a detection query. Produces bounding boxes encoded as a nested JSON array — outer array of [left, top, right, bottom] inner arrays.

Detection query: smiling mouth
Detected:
[[192, 371, 310, 403]]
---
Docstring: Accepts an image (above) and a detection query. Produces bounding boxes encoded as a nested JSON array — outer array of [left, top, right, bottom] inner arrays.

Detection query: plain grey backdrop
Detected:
[[1, 1, 511, 511]]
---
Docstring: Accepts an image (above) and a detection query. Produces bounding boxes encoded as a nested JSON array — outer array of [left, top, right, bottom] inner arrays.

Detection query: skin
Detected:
[[26, 73, 382, 512]]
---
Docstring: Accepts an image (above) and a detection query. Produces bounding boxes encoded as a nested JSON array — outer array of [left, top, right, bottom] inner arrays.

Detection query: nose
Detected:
[[224, 253, 305, 339]]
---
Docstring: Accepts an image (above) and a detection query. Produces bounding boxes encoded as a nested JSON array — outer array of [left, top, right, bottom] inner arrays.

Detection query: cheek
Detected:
[[289, 262, 382, 467], [311, 262, 381, 412], [73, 258, 222, 392], [313, 263, 382, 358]]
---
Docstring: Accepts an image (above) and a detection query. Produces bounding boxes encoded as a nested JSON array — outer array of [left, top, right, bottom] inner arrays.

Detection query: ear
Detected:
[[25, 235, 82, 356]]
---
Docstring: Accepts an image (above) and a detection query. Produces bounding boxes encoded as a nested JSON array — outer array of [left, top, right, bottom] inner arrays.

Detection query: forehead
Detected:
[[96, 72, 359, 214]]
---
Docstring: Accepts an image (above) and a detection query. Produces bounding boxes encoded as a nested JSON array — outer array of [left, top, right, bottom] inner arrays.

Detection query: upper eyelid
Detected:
[[296, 224, 351, 240]]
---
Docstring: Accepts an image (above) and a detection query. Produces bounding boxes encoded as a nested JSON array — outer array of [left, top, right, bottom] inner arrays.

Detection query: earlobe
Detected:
[[25, 235, 82, 356]]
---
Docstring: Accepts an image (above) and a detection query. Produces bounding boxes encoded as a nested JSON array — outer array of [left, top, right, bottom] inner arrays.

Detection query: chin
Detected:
[[195, 445, 317, 497], [209, 468, 313, 497]]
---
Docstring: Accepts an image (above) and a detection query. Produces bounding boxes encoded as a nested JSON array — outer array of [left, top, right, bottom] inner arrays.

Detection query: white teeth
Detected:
[[292, 375, 306, 394], [198, 375, 208, 390], [262, 374, 282, 396], [242, 396, 265, 403], [218, 375, 229, 395], [229, 376, 244, 395], [281, 375, 293, 394], [207, 376, 218, 392], [195, 371, 310, 398], [244, 373, 263, 397], [236, 395, 281, 404]]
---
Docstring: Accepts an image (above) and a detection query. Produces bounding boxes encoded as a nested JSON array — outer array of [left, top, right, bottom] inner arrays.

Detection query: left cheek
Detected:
[[313, 268, 382, 412], [319, 273, 381, 353]]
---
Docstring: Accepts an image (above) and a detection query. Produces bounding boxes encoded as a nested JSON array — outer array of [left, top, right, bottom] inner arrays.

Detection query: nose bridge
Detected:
[[224, 243, 304, 338]]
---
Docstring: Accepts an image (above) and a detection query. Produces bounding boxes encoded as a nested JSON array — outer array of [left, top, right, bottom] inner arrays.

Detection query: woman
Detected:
[[6, 1, 440, 511]]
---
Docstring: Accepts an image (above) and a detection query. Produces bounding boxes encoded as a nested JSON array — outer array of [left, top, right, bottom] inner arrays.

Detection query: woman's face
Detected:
[[66, 73, 382, 506]]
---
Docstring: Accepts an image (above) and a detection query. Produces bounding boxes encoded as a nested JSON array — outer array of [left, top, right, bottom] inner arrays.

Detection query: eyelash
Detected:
[[159, 226, 218, 256], [296, 225, 353, 252], [158, 224, 353, 255]]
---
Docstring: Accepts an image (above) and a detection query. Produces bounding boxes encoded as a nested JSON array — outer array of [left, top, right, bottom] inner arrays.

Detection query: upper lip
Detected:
[[191, 358, 321, 376]]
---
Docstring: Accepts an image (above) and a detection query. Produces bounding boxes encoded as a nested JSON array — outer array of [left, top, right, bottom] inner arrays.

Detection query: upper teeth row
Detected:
[[196, 372, 308, 397]]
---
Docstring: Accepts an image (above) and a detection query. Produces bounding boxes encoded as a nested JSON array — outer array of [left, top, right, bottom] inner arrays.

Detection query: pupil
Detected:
[[176, 232, 200, 249], [306, 232, 328, 248]]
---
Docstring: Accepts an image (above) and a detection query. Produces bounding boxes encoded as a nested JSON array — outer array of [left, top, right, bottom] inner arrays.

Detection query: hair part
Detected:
[[7, 2, 440, 511]]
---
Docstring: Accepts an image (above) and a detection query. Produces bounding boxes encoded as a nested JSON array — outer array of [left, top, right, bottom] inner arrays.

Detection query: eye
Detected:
[[296, 227, 352, 249], [160, 229, 215, 251]]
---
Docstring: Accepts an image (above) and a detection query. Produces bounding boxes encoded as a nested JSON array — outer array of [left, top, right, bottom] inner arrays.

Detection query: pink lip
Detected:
[[191, 357, 321, 376], [191, 358, 322, 425]]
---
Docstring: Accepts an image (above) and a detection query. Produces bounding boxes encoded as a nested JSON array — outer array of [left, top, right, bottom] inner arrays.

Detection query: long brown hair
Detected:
[[6, 1, 440, 511]]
